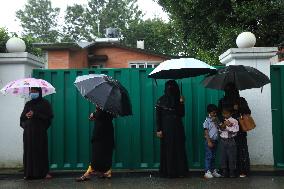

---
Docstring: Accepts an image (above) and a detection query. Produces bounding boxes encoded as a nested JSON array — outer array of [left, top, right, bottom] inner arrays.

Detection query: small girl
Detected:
[[219, 105, 239, 178]]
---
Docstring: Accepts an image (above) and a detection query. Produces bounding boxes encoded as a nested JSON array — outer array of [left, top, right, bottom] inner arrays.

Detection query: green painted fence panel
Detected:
[[33, 68, 224, 170], [271, 65, 284, 169]]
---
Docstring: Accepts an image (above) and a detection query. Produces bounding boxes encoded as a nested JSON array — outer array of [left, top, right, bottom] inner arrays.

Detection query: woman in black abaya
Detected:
[[156, 80, 188, 178], [76, 106, 114, 181], [218, 82, 251, 177], [20, 87, 53, 179]]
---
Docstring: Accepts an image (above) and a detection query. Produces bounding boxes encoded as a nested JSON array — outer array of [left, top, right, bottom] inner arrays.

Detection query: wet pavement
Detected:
[[1, 172, 284, 189]]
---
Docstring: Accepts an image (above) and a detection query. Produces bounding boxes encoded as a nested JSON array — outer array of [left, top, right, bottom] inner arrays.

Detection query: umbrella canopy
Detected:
[[202, 65, 270, 90], [148, 58, 217, 79], [0, 78, 56, 97], [74, 74, 132, 117]]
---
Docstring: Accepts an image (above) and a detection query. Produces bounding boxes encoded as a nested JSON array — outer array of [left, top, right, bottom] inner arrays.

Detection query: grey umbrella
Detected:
[[202, 65, 270, 90], [74, 74, 132, 116]]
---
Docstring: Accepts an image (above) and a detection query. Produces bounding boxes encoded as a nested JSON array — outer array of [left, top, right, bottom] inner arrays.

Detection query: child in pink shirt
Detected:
[[219, 106, 239, 178]]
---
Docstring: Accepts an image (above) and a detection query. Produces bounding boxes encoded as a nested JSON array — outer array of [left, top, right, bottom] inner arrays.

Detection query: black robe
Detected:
[[218, 96, 251, 175], [20, 98, 53, 179], [156, 96, 188, 178], [91, 109, 114, 172]]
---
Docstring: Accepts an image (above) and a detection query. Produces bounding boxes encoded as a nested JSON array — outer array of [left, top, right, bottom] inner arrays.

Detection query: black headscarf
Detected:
[[219, 82, 251, 120], [158, 80, 180, 109], [223, 82, 240, 103]]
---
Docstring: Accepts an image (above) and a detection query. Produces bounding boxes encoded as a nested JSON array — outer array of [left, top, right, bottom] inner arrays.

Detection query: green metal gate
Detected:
[[271, 65, 284, 169], [33, 68, 223, 170]]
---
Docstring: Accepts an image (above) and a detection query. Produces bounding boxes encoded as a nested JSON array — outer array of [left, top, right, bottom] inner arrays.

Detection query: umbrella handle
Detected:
[[154, 79, 157, 86]]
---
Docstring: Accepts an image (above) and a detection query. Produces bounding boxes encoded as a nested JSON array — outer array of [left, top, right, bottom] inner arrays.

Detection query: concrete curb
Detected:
[[1, 167, 284, 179]]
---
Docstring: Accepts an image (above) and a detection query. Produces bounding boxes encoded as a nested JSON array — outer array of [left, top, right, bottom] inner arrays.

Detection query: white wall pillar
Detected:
[[0, 52, 45, 168], [219, 47, 278, 165]]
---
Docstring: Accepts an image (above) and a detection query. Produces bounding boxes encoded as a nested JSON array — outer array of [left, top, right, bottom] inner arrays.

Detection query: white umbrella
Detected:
[[148, 58, 216, 79]]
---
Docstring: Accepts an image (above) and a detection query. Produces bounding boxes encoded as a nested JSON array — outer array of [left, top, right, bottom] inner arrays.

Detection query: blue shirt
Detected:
[[203, 116, 219, 140]]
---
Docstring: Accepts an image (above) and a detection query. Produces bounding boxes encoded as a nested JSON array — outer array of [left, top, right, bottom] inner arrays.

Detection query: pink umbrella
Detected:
[[0, 78, 56, 97]]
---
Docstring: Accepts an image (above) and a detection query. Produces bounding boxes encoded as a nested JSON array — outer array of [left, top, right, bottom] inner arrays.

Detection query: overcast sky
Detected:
[[0, 0, 168, 35]]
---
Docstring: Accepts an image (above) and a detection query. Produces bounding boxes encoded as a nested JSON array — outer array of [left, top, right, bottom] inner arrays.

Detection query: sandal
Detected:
[[75, 175, 90, 182], [45, 174, 53, 179], [98, 169, 111, 179]]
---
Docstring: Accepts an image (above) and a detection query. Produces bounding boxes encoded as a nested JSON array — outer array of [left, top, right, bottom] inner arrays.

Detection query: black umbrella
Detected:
[[202, 65, 270, 90], [74, 74, 132, 116]]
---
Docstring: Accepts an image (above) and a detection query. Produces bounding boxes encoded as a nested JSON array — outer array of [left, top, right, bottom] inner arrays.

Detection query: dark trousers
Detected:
[[204, 140, 218, 172], [220, 138, 237, 171]]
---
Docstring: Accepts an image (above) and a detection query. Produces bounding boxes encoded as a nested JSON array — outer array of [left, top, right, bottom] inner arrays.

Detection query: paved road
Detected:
[[1, 173, 284, 189]]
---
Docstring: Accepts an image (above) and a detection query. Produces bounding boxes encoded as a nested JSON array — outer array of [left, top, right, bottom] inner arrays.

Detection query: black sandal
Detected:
[[75, 175, 90, 182]]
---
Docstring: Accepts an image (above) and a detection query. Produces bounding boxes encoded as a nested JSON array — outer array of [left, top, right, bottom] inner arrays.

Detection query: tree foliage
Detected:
[[122, 18, 187, 56], [16, 0, 60, 42], [156, 0, 284, 64], [16, 0, 181, 58], [21, 35, 43, 56], [88, 0, 143, 38], [63, 1, 186, 57], [0, 27, 10, 53], [62, 4, 89, 42], [63, 0, 143, 41]]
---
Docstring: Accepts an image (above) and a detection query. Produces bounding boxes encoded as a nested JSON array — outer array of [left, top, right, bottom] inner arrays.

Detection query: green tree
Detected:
[[21, 35, 43, 56], [93, 0, 143, 37], [62, 1, 184, 57], [0, 27, 10, 53], [63, 0, 143, 41], [62, 4, 89, 42], [156, 0, 284, 64], [16, 0, 60, 42], [123, 18, 187, 56]]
